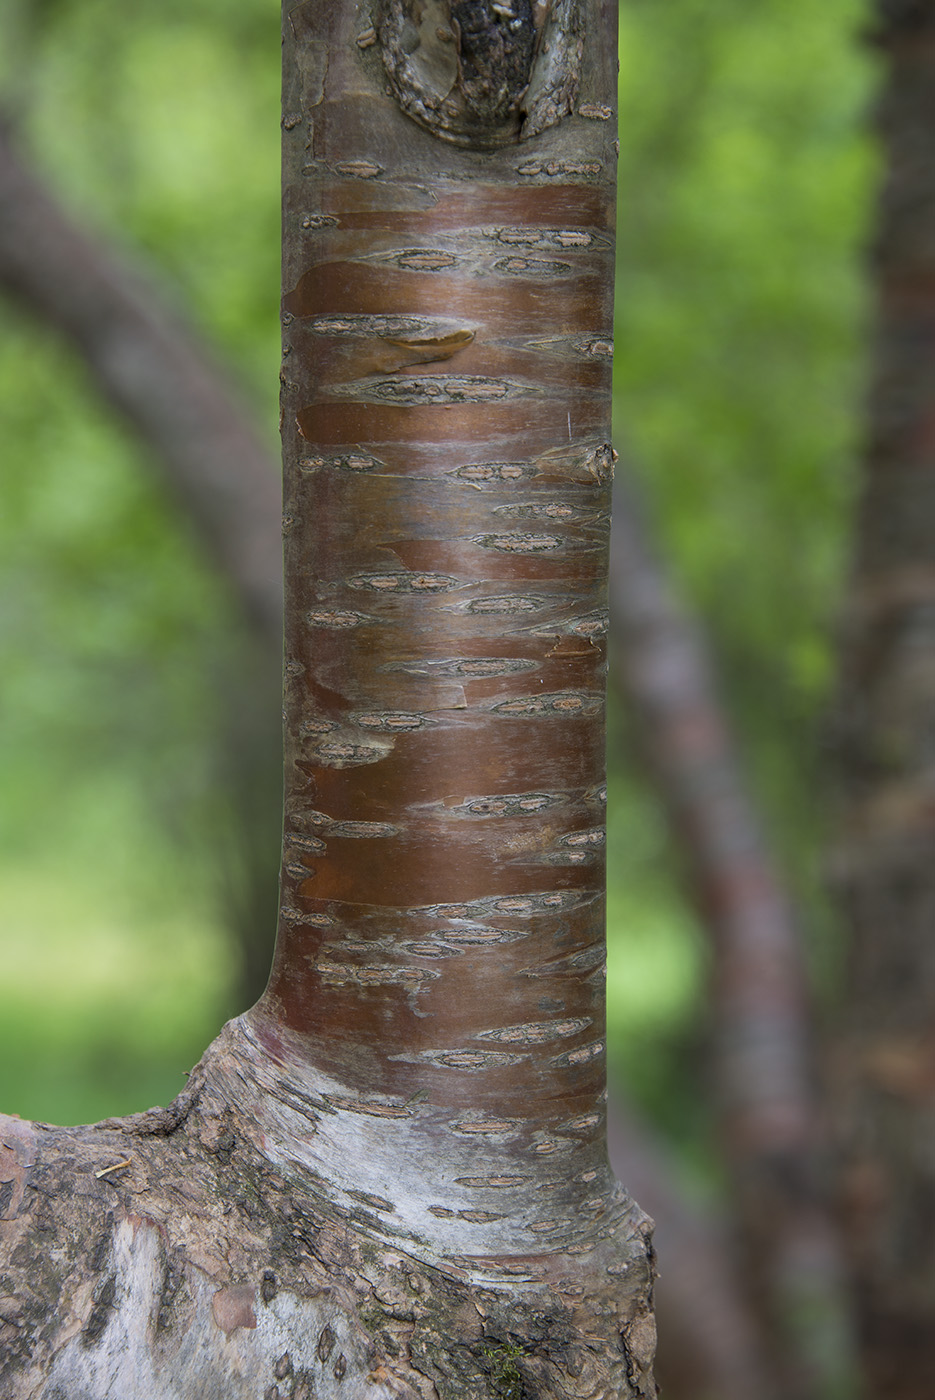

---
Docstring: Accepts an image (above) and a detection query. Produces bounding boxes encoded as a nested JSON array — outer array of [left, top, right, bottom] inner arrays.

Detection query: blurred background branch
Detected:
[[610, 469, 854, 1396], [0, 120, 282, 642]]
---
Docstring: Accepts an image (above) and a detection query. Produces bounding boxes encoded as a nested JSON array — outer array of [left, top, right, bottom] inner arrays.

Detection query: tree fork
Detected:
[[0, 2, 656, 1395]]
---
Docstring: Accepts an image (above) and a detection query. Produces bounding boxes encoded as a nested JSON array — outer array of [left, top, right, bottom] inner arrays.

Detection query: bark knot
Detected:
[[375, 0, 583, 147]]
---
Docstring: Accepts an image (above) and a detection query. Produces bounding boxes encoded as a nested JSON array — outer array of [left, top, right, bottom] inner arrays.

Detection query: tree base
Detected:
[[0, 1020, 656, 1398]]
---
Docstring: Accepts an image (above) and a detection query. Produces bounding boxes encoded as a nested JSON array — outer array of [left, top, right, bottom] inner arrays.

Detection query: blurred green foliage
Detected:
[[609, 0, 876, 1155], [0, 0, 281, 1122], [0, 0, 874, 1139], [615, 0, 873, 827]]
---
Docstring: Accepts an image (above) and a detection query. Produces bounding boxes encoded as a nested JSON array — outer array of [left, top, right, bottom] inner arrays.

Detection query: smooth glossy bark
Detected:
[[0, 92, 783, 1393], [248, 0, 640, 1279]]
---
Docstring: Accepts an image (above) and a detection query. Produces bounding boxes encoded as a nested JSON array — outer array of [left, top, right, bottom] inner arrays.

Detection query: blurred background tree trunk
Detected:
[[610, 469, 855, 1398], [830, 3, 935, 1395]]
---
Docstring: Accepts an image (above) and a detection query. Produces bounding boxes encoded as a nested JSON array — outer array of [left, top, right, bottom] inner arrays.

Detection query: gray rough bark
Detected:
[[0, 1024, 654, 1399]]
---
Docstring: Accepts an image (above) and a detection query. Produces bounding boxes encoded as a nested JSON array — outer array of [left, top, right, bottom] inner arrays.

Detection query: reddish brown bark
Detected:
[[0, 138, 775, 1389], [0, 67, 800, 1400], [249, 0, 645, 1297]]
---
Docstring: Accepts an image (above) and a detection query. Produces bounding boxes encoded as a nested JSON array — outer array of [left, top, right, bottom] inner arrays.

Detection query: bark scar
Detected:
[[374, 0, 582, 147]]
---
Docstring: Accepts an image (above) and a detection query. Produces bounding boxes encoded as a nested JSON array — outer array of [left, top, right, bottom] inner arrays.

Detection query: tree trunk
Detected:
[[0, 2, 656, 1394], [830, 4, 935, 1396]]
